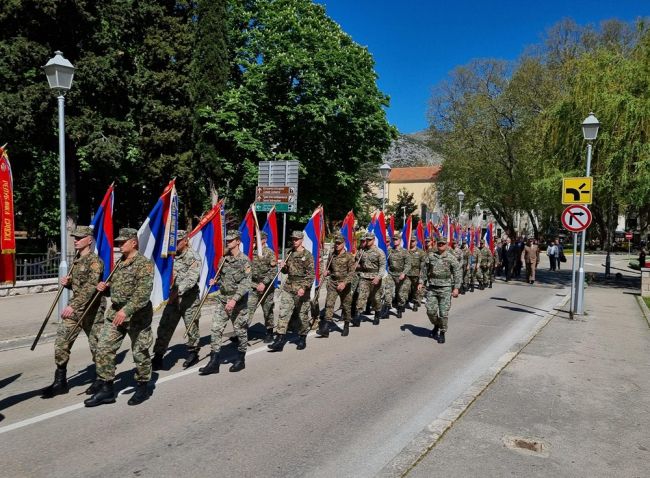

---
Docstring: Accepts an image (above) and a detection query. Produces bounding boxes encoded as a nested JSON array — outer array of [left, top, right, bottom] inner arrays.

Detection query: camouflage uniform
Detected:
[[356, 241, 386, 315], [55, 251, 106, 367], [211, 253, 252, 354], [350, 244, 364, 316], [153, 244, 201, 356], [420, 246, 461, 333], [323, 246, 356, 324], [276, 247, 314, 335], [476, 246, 492, 287], [95, 251, 154, 383], [246, 244, 277, 331], [408, 244, 425, 307], [386, 242, 412, 309], [464, 248, 478, 290]]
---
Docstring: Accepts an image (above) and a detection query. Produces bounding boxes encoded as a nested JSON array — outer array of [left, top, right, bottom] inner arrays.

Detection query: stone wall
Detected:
[[0, 279, 59, 297]]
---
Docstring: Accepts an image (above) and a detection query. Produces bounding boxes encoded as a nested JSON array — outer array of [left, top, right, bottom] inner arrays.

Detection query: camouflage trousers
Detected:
[[211, 296, 248, 354], [407, 275, 423, 305], [350, 273, 361, 314], [153, 287, 200, 356], [476, 266, 490, 286], [425, 286, 453, 332], [323, 280, 352, 323], [357, 277, 382, 313], [246, 285, 275, 330], [54, 302, 105, 368], [463, 267, 475, 288], [276, 289, 311, 335], [95, 304, 153, 382], [385, 275, 411, 307]]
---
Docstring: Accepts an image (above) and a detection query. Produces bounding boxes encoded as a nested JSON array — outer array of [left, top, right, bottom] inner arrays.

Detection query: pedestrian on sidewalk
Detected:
[[547, 241, 558, 271], [639, 247, 646, 268], [521, 238, 540, 284], [502, 237, 517, 281]]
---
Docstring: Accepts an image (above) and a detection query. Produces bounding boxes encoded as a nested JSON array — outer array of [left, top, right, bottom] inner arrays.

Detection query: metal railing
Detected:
[[14, 253, 76, 281]]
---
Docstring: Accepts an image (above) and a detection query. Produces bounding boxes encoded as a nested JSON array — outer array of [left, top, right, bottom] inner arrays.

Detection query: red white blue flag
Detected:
[[483, 222, 494, 254], [303, 206, 324, 292], [401, 215, 412, 249], [239, 205, 262, 260], [138, 180, 178, 309], [416, 220, 425, 249], [387, 214, 395, 242], [262, 206, 280, 287], [91, 184, 114, 281], [340, 210, 356, 254], [189, 201, 224, 296], [370, 210, 389, 268]]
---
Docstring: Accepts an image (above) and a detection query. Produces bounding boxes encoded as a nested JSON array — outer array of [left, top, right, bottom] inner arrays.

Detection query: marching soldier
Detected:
[[317, 233, 356, 337], [199, 230, 252, 375], [85, 228, 154, 407], [268, 231, 315, 352], [459, 242, 469, 294], [464, 243, 478, 292], [247, 231, 278, 343], [42, 226, 106, 398], [476, 239, 492, 290], [350, 235, 366, 319], [386, 233, 411, 318], [419, 236, 461, 344], [407, 234, 424, 311], [355, 232, 386, 325], [152, 230, 202, 370]]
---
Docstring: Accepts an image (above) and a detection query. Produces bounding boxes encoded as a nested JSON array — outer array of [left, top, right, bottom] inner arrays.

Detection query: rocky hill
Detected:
[[382, 131, 444, 167]]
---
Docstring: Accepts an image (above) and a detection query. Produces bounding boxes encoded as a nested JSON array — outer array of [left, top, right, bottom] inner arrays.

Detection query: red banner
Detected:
[[0, 146, 16, 284]]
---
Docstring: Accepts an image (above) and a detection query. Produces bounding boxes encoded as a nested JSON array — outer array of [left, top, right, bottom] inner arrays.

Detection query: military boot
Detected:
[[373, 311, 381, 325], [428, 325, 439, 341], [478, 283, 484, 290], [182, 349, 199, 368], [198, 352, 220, 375], [84, 380, 115, 407], [41, 366, 69, 398], [412, 302, 419, 312], [364, 303, 371, 315], [263, 328, 274, 343], [351, 316, 361, 327], [151, 353, 164, 371], [268, 334, 287, 352], [396, 306, 403, 319], [84, 378, 102, 396], [341, 322, 350, 337], [128, 382, 149, 406], [317, 320, 330, 338], [460, 285, 466, 295], [437, 331, 446, 344], [229, 352, 246, 372], [381, 304, 391, 319], [470, 283, 475, 292], [488, 281, 493, 288], [296, 335, 307, 350]]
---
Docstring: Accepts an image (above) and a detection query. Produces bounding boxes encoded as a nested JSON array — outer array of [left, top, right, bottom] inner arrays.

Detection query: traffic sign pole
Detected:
[[575, 143, 593, 315], [570, 232, 577, 319]]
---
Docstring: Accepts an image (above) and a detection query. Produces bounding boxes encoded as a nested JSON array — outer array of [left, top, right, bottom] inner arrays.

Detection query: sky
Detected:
[[314, 0, 648, 134]]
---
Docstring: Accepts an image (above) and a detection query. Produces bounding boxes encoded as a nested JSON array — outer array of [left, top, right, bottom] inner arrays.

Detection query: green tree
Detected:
[[386, 188, 419, 229]]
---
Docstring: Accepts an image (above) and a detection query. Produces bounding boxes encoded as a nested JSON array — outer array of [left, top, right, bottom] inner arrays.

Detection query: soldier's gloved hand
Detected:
[[371, 277, 380, 286], [113, 309, 127, 326], [61, 305, 74, 319], [60, 275, 70, 287], [452, 288, 459, 298], [297, 288, 305, 297], [225, 299, 236, 313], [96, 281, 109, 292], [209, 278, 217, 286], [256, 282, 265, 293]]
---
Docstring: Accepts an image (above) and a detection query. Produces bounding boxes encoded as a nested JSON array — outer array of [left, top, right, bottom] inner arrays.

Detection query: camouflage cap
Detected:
[[392, 232, 401, 241], [260, 230, 268, 239], [333, 233, 344, 243], [71, 225, 93, 238], [364, 232, 376, 240], [436, 236, 448, 244], [225, 230, 241, 242], [290, 230, 304, 239], [410, 233, 417, 241], [177, 229, 188, 241], [115, 227, 138, 242], [479, 238, 485, 244]]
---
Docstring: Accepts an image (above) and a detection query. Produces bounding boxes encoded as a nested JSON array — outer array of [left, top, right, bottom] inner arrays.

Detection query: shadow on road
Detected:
[[400, 324, 431, 338]]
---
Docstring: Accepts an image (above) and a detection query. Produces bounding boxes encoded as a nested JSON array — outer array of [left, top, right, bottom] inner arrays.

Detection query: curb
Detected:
[[636, 295, 650, 328], [376, 293, 572, 478]]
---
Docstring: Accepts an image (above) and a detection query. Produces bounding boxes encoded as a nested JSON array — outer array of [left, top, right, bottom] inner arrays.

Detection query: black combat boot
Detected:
[[428, 325, 439, 341], [489, 281, 493, 288], [437, 331, 446, 344], [182, 349, 199, 368], [229, 352, 246, 372], [381, 304, 391, 319], [341, 322, 350, 336], [460, 285, 466, 295], [470, 283, 474, 292], [263, 328, 274, 343], [198, 352, 220, 375], [412, 302, 419, 312], [373, 311, 381, 325], [296, 335, 307, 350], [364, 303, 371, 315], [128, 382, 149, 406], [84, 380, 115, 407], [396, 306, 403, 319], [317, 320, 330, 338], [351, 316, 361, 327], [478, 283, 484, 290], [268, 334, 287, 352], [151, 353, 164, 371], [84, 377, 102, 396], [229, 335, 240, 345], [41, 366, 69, 398]]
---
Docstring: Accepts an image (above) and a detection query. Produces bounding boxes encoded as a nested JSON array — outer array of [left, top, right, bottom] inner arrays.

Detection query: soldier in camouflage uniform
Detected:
[[85, 228, 154, 407], [459, 242, 469, 294], [464, 244, 478, 293], [199, 230, 252, 375], [475, 239, 492, 289], [246, 231, 278, 343], [152, 230, 202, 371], [386, 233, 411, 319], [42, 226, 106, 399], [317, 233, 356, 338], [350, 236, 366, 319], [268, 230, 315, 352], [418, 236, 461, 344], [356, 232, 387, 325], [407, 234, 424, 311]]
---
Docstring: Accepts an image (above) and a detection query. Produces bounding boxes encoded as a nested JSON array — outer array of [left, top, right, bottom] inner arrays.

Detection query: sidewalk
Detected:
[[404, 275, 650, 476]]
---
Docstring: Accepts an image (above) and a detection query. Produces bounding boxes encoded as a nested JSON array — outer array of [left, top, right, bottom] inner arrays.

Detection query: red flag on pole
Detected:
[[0, 146, 16, 284]]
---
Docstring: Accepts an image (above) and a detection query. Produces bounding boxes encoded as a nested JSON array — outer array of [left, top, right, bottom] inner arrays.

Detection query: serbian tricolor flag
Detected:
[[190, 201, 223, 296], [474, 226, 481, 248], [416, 220, 425, 249], [303, 206, 324, 293], [426, 220, 433, 242], [0, 146, 16, 285], [469, 226, 475, 253], [239, 205, 262, 260], [91, 184, 114, 281], [340, 210, 356, 254], [401, 214, 412, 249], [138, 180, 178, 309], [370, 210, 389, 268], [484, 223, 495, 254], [262, 206, 280, 287], [387, 214, 395, 243]]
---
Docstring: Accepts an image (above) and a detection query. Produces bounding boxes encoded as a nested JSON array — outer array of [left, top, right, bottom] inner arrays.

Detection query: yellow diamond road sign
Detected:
[[562, 177, 593, 205]]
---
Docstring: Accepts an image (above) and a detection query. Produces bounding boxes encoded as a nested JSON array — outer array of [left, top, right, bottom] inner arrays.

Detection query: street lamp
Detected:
[[575, 113, 600, 315], [457, 190, 465, 223], [44, 51, 75, 315], [379, 163, 391, 211]]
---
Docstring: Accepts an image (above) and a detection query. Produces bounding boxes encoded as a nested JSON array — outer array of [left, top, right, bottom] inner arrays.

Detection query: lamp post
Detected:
[[457, 190, 465, 224], [575, 113, 599, 315], [379, 163, 391, 211], [43, 51, 75, 315]]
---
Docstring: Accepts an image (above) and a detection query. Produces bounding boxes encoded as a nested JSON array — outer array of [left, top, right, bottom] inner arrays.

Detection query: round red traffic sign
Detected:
[[625, 232, 633, 240], [561, 205, 592, 233]]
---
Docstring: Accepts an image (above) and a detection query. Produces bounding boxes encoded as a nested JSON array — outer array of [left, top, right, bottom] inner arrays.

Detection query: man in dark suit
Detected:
[[502, 237, 517, 281]]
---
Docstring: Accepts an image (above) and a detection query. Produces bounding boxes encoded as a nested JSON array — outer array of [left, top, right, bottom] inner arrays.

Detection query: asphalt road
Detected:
[[0, 272, 570, 478]]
